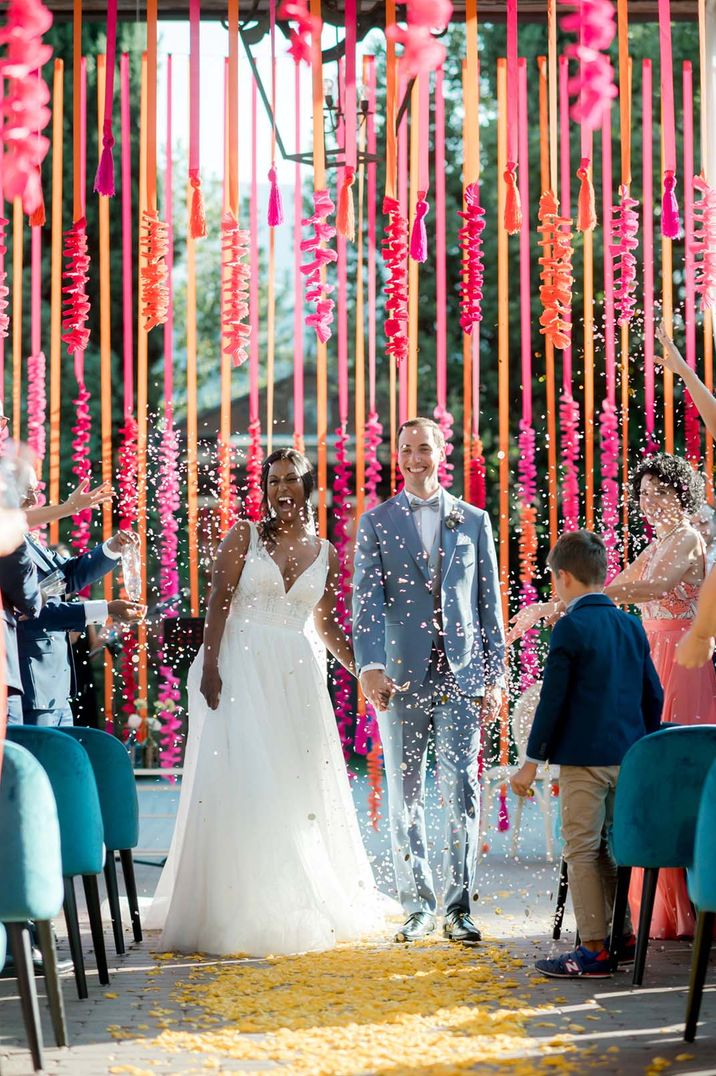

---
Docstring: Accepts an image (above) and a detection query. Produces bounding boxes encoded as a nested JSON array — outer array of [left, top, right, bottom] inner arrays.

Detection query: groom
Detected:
[[353, 418, 505, 944]]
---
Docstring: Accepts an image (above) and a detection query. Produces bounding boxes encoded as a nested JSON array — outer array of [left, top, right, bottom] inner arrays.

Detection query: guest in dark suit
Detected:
[[510, 530, 664, 980], [11, 468, 145, 727], [0, 541, 42, 724]]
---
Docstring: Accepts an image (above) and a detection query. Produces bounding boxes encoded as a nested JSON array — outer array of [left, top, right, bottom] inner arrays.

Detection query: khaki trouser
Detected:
[[560, 765, 632, 944]]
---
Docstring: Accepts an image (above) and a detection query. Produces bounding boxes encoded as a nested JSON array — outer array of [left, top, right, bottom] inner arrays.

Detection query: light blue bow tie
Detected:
[[409, 495, 440, 513]]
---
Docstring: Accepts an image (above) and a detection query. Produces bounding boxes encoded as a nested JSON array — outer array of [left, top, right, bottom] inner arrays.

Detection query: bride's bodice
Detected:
[[228, 521, 329, 631]]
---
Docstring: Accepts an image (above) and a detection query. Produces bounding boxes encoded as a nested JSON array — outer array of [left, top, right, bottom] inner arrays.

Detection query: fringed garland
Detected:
[[245, 417, 263, 522], [433, 404, 454, 488], [221, 212, 251, 366], [0, 216, 9, 339], [693, 174, 716, 313], [332, 424, 353, 759], [562, 0, 617, 132], [301, 189, 337, 343], [458, 183, 485, 333], [217, 434, 239, 531], [61, 217, 91, 354], [611, 185, 639, 324], [599, 400, 621, 579], [140, 209, 169, 331], [537, 190, 573, 350], [156, 414, 182, 772], [382, 196, 409, 365], [0, 0, 53, 214], [70, 380, 92, 554], [26, 349, 46, 495], [277, 0, 320, 66], [469, 444, 486, 509], [559, 392, 580, 531], [364, 411, 383, 511], [386, 0, 452, 79], [517, 421, 539, 692], [117, 415, 139, 731]]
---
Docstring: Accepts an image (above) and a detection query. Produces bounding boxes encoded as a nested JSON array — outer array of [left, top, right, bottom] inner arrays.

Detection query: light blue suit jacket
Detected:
[[352, 490, 506, 696]]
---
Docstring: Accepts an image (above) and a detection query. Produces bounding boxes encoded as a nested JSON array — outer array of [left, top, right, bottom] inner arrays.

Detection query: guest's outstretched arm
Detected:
[[200, 521, 250, 709], [656, 321, 716, 440], [605, 529, 702, 605], [24, 479, 113, 530], [314, 543, 356, 675]]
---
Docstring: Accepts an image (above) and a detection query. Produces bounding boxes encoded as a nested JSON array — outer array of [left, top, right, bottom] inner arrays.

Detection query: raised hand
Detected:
[[66, 478, 114, 515], [506, 601, 560, 645], [655, 321, 688, 376]]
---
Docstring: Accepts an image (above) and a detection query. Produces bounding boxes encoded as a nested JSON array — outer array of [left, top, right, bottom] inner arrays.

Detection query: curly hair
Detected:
[[630, 453, 706, 515], [258, 448, 314, 547]]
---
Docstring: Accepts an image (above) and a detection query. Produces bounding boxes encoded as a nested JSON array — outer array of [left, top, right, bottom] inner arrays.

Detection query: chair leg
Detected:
[[82, 875, 110, 986], [120, 848, 143, 942], [6, 922, 44, 1072], [633, 867, 659, 986], [63, 876, 87, 1000], [684, 910, 714, 1042], [553, 857, 569, 941], [608, 866, 632, 969], [104, 851, 125, 956], [35, 920, 69, 1048]]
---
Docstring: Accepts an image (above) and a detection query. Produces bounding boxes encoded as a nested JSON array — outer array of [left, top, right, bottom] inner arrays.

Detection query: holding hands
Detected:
[[360, 668, 397, 712]]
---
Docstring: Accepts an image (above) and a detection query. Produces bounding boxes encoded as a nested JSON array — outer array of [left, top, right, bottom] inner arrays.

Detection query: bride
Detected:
[[147, 448, 391, 956]]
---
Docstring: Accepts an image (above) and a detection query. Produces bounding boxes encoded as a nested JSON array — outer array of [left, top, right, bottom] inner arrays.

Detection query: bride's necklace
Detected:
[[655, 518, 687, 543]]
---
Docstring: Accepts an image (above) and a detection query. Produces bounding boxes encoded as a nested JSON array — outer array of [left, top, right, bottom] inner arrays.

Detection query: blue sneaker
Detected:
[[535, 945, 613, 978]]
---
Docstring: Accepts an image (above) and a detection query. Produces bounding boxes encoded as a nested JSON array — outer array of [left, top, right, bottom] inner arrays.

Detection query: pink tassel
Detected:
[[662, 170, 680, 239], [29, 188, 45, 227], [409, 192, 429, 262], [336, 166, 356, 242], [498, 787, 510, 832], [94, 135, 115, 197], [576, 158, 597, 232], [267, 164, 284, 227]]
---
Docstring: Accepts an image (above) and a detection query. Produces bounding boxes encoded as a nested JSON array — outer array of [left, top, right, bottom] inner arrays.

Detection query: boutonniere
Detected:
[[445, 504, 465, 530]]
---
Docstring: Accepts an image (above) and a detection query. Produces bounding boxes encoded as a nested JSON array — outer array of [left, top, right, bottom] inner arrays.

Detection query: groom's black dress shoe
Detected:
[[443, 910, 482, 946], [394, 911, 437, 943]]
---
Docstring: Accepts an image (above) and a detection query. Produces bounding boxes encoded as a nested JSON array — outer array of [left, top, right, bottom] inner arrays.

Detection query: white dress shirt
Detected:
[[79, 540, 122, 625]]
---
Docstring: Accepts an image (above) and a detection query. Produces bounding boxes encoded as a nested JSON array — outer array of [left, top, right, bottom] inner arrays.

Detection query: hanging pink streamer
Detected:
[[245, 418, 263, 521], [364, 411, 382, 511], [117, 415, 138, 724], [600, 102, 621, 574], [611, 185, 639, 325], [156, 414, 182, 772], [0, 216, 8, 341], [386, 0, 453, 79], [383, 196, 409, 364], [433, 405, 454, 488], [503, 0, 522, 233], [301, 188, 336, 343], [26, 349, 46, 508], [332, 425, 353, 758], [562, 0, 617, 132], [693, 175, 716, 313], [517, 422, 539, 692], [221, 212, 251, 366], [277, 0, 321, 66], [458, 183, 485, 333], [599, 400, 620, 578], [94, 0, 117, 196], [71, 380, 92, 555], [61, 217, 90, 355], [658, 0, 679, 238], [641, 61, 658, 453], [120, 54, 134, 418], [682, 61, 700, 464], [0, 0, 53, 214]]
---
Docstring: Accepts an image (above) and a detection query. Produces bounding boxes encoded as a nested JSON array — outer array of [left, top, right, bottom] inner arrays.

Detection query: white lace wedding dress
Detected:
[[146, 521, 391, 956]]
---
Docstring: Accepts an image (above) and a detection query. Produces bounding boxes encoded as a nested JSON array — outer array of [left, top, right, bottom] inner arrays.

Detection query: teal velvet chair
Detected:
[[610, 725, 716, 985], [684, 758, 716, 1041], [61, 726, 142, 953], [6, 726, 109, 999], [0, 740, 68, 1071]]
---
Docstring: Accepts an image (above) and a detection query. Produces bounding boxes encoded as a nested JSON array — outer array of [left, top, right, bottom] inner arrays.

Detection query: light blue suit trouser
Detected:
[[378, 648, 482, 916]]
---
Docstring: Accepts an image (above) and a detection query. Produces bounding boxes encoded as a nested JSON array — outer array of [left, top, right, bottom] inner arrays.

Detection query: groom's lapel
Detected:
[[388, 495, 430, 580], [440, 492, 459, 578]]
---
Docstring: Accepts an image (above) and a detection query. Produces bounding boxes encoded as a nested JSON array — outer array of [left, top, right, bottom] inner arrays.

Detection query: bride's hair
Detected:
[[258, 448, 315, 547]]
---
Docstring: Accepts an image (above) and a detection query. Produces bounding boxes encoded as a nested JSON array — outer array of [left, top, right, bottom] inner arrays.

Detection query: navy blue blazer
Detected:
[[526, 593, 664, 767], [0, 543, 42, 694], [18, 538, 116, 710]]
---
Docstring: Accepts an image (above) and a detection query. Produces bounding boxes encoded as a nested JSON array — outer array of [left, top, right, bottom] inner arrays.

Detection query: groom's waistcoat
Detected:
[[352, 491, 506, 696]]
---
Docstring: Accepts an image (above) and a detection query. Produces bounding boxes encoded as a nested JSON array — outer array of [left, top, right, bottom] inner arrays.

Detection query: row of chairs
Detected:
[[552, 725, 716, 1042], [0, 725, 143, 1072]]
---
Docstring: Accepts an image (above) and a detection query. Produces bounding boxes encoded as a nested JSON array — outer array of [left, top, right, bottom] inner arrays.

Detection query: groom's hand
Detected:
[[480, 685, 502, 725], [360, 669, 396, 712]]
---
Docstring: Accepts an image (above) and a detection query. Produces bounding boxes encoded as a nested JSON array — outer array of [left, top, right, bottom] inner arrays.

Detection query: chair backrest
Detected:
[[511, 681, 543, 759], [612, 725, 716, 869], [0, 741, 63, 920], [688, 758, 716, 912], [5, 727, 104, 878], [0, 923, 6, 971], [61, 727, 139, 850]]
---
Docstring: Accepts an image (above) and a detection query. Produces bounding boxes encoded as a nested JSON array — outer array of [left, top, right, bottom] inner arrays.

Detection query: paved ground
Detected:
[[1, 778, 715, 1075]]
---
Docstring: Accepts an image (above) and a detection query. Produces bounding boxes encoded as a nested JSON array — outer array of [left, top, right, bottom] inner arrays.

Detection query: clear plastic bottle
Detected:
[[121, 536, 142, 601]]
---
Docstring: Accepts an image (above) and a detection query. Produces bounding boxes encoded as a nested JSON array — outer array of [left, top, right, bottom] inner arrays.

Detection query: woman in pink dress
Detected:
[[509, 453, 715, 938]]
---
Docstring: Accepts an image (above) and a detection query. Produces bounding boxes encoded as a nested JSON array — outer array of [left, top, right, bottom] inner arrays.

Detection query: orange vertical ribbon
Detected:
[[97, 54, 114, 729], [49, 60, 63, 545], [311, 0, 327, 535], [137, 52, 149, 731], [538, 55, 558, 549], [496, 59, 510, 770]]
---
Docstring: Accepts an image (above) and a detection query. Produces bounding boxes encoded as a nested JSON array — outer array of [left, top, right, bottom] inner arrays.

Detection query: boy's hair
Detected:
[[547, 529, 608, 586], [397, 417, 446, 447]]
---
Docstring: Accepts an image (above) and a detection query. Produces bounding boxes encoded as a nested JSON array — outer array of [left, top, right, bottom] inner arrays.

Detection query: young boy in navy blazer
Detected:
[[511, 530, 664, 978]]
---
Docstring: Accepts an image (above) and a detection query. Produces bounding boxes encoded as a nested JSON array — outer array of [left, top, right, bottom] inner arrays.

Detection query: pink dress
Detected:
[[628, 540, 716, 939]]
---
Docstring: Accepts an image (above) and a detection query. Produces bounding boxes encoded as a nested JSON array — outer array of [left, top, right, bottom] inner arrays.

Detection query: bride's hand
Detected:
[[506, 601, 559, 645], [200, 664, 222, 710], [655, 321, 688, 376]]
